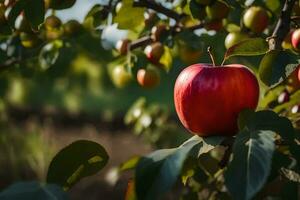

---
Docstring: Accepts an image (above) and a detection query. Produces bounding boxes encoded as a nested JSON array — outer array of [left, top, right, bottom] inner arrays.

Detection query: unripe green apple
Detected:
[[111, 65, 132, 88], [243, 6, 269, 33], [206, 1, 229, 20], [20, 32, 40, 48], [137, 67, 160, 88], [45, 15, 62, 31], [63, 20, 82, 36], [224, 32, 249, 49]]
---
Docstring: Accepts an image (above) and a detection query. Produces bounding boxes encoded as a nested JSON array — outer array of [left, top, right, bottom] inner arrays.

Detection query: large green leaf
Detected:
[[47, 140, 109, 190], [225, 129, 275, 200], [225, 110, 294, 200], [238, 109, 295, 142], [135, 135, 224, 200], [223, 38, 268, 61], [0, 181, 68, 200], [24, 0, 45, 30], [259, 50, 299, 87], [114, 0, 144, 30]]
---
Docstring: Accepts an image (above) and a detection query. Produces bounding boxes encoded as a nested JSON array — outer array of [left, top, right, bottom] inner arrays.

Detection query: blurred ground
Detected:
[[0, 117, 153, 200]]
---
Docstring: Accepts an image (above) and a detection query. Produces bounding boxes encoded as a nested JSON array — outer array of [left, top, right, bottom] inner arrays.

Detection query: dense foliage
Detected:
[[1, 0, 300, 199]]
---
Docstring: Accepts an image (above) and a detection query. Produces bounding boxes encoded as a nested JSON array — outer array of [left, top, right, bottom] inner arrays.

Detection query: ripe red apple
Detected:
[[243, 6, 269, 33], [151, 24, 168, 41], [137, 68, 160, 88], [174, 64, 259, 136], [144, 42, 164, 64], [116, 39, 131, 55], [292, 29, 300, 50], [286, 65, 300, 92], [277, 90, 289, 104]]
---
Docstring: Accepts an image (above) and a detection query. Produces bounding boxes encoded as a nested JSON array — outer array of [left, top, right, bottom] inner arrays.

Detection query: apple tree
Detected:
[[1, 0, 300, 199]]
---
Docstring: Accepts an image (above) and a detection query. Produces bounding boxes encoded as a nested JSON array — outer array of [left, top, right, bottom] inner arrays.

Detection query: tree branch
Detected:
[[219, 137, 234, 168], [133, 0, 184, 21], [128, 21, 207, 51], [129, 36, 153, 50], [268, 0, 296, 50]]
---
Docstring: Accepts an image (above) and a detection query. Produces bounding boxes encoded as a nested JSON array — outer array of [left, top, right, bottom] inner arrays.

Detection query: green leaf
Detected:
[[259, 50, 299, 87], [114, 0, 144, 30], [47, 140, 109, 190], [120, 156, 140, 171], [224, 38, 268, 60], [24, 0, 45, 30], [135, 135, 223, 200], [84, 5, 107, 29], [238, 109, 295, 142], [39, 40, 63, 70], [265, 0, 280, 12], [0, 181, 68, 200], [159, 46, 173, 72], [225, 129, 275, 200], [186, 0, 205, 20], [237, 109, 255, 130], [225, 110, 295, 200]]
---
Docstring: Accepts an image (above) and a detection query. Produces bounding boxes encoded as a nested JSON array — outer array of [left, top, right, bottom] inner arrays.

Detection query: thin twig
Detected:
[[268, 0, 296, 50], [133, 0, 185, 21]]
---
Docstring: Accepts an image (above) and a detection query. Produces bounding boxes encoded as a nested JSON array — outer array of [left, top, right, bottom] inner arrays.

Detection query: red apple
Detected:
[[292, 29, 300, 50], [174, 64, 259, 136], [115, 39, 131, 55], [137, 68, 160, 88], [144, 42, 164, 64]]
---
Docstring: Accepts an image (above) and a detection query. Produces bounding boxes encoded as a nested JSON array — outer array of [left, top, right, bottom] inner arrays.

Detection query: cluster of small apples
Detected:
[[0, 0, 81, 48], [113, 24, 169, 89], [224, 6, 269, 49]]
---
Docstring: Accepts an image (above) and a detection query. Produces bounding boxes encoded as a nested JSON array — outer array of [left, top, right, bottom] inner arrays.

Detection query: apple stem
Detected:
[[207, 46, 216, 67]]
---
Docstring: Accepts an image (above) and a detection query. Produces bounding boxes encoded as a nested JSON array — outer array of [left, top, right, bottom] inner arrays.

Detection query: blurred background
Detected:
[[0, 0, 194, 199]]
